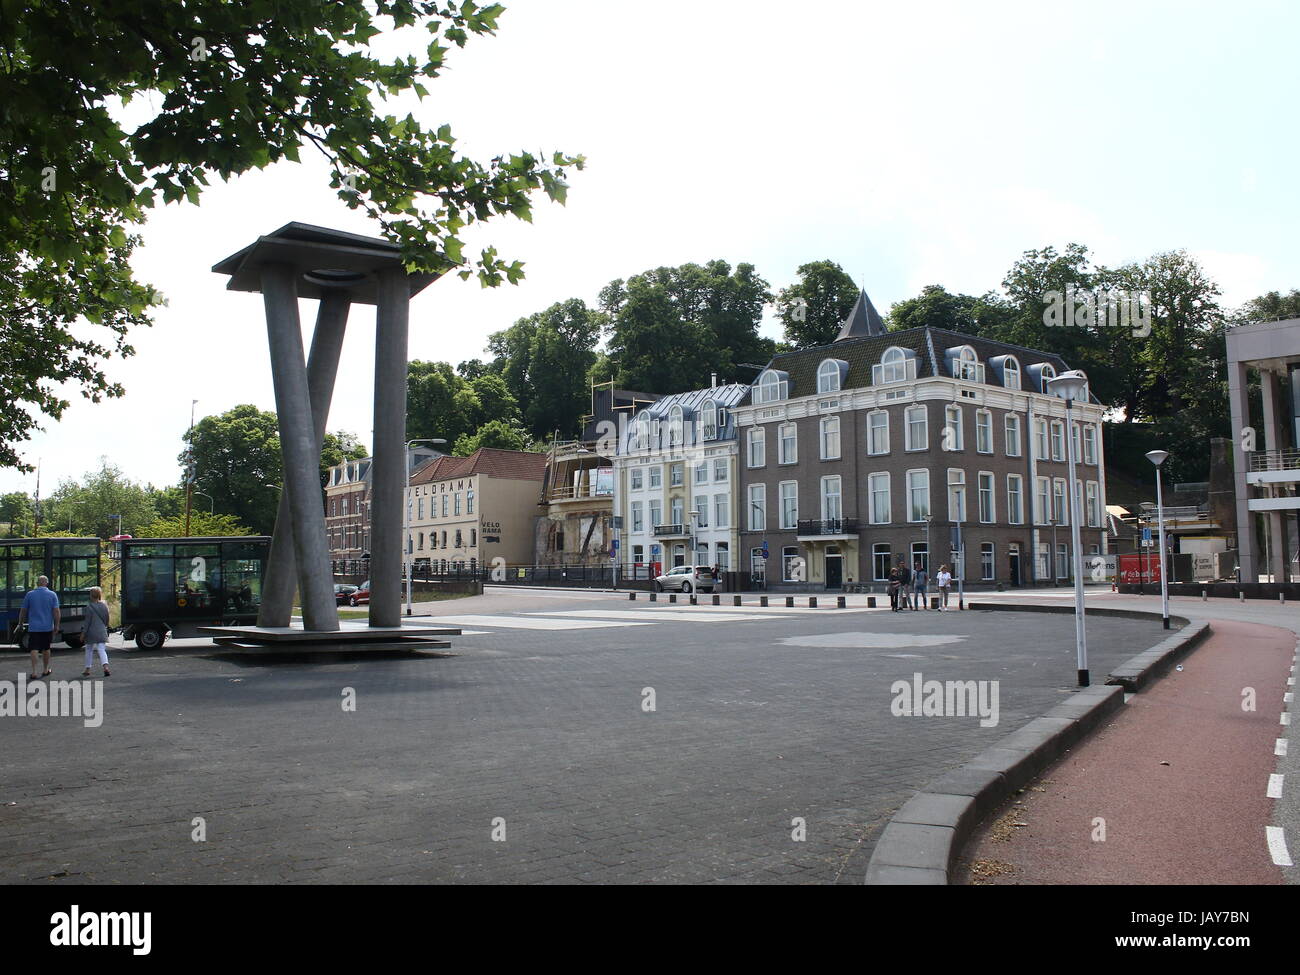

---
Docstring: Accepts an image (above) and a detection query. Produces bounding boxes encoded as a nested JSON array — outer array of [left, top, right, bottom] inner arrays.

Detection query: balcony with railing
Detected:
[[653, 523, 690, 538], [1248, 448, 1300, 473], [546, 482, 613, 503], [796, 518, 859, 537]]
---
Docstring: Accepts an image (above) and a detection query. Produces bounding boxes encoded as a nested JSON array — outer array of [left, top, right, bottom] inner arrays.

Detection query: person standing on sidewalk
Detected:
[[935, 564, 952, 611], [82, 586, 111, 678], [888, 568, 900, 611], [912, 561, 929, 611], [896, 559, 912, 610], [18, 575, 60, 679]]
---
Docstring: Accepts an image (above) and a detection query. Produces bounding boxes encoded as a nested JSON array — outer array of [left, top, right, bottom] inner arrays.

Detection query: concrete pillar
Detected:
[[260, 292, 350, 627], [260, 265, 339, 632], [370, 268, 410, 628], [1226, 358, 1254, 582]]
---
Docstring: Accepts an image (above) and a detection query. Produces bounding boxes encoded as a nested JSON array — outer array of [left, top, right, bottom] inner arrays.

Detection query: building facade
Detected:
[[731, 291, 1108, 589], [614, 383, 750, 578], [326, 446, 442, 568], [407, 448, 548, 572], [535, 382, 659, 567], [1227, 316, 1300, 582]]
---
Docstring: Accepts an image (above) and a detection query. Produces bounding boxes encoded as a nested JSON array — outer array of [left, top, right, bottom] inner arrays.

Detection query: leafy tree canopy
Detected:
[[406, 359, 524, 446], [136, 511, 251, 538], [453, 418, 532, 455], [776, 260, 860, 348], [43, 460, 161, 537], [1, 0, 582, 470]]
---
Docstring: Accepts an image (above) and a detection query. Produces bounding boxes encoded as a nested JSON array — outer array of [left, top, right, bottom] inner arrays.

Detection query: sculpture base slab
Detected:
[[198, 620, 460, 655]]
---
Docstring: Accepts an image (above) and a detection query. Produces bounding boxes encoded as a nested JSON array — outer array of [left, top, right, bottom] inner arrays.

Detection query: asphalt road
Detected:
[[0, 587, 1173, 884]]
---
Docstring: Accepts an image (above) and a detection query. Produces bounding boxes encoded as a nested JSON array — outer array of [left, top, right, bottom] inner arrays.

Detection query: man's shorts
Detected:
[[28, 630, 53, 652]]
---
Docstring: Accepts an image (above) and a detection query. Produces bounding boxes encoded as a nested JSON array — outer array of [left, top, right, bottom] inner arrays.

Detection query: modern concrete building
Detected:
[[1226, 316, 1300, 582], [731, 291, 1108, 589], [407, 448, 548, 572], [614, 382, 750, 579], [535, 382, 658, 568]]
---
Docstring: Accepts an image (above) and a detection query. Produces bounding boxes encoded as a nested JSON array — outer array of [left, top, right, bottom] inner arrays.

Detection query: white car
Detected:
[[654, 565, 716, 594]]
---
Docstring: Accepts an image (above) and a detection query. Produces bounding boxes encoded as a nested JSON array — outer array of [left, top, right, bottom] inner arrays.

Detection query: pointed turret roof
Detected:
[[835, 289, 887, 340]]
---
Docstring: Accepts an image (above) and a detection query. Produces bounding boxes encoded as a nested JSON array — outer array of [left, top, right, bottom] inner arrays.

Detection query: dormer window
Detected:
[[702, 400, 718, 440], [817, 359, 848, 394], [873, 346, 917, 384], [755, 369, 789, 404], [1037, 363, 1056, 392], [947, 345, 984, 383], [668, 405, 684, 446], [1003, 356, 1021, 390], [635, 415, 651, 450]]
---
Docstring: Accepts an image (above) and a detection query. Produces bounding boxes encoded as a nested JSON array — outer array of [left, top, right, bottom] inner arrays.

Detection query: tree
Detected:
[[776, 260, 860, 348], [407, 360, 481, 447], [185, 405, 282, 534], [136, 512, 251, 538], [320, 432, 369, 483], [600, 260, 775, 394], [887, 285, 1013, 337], [1, 1, 582, 471], [1233, 289, 1300, 324], [0, 492, 34, 537], [488, 299, 601, 438], [453, 419, 532, 456], [44, 461, 160, 538]]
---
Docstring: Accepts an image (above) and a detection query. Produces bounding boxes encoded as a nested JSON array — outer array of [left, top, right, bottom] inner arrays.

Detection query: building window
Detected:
[[693, 495, 708, 528], [1050, 420, 1065, 462], [702, 400, 719, 440], [631, 468, 643, 490], [868, 411, 889, 455], [756, 370, 788, 404], [1035, 419, 1049, 461], [1003, 357, 1021, 390], [976, 410, 992, 454], [1039, 363, 1057, 392], [1053, 478, 1068, 525], [454, 493, 462, 516], [952, 346, 982, 381], [466, 490, 474, 514], [821, 475, 842, 521], [631, 502, 643, 533], [905, 405, 928, 451], [981, 543, 995, 581], [782, 546, 802, 581], [748, 485, 766, 531], [869, 472, 890, 524], [978, 472, 995, 524], [649, 500, 662, 528], [1056, 542, 1069, 579], [671, 497, 684, 526], [1005, 414, 1022, 457], [875, 346, 915, 384], [713, 458, 727, 482], [441, 494, 449, 517], [632, 544, 644, 563], [907, 469, 930, 522], [947, 468, 966, 523], [649, 466, 661, 488], [944, 404, 963, 451], [911, 542, 929, 574], [668, 405, 684, 446], [873, 543, 892, 581], [820, 415, 841, 460], [714, 493, 729, 528], [1083, 425, 1097, 465], [455, 529, 463, 548], [1007, 474, 1024, 525], [1086, 481, 1100, 527], [715, 541, 730, 572], [779, 423, 797, 464], [779, 481, 798, 529], [817, 359, 844, 393], [471, 528, 477, 547], [1035, 476, 1050, 525], [695, 462, 708, 485], [750, 547, 765, 577], [670, 463, 683, 487], [747, 428, 765, 468]]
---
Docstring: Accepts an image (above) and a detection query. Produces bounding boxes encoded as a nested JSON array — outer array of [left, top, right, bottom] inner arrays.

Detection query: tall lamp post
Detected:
[[405, 438, 446, 616], [1145, 450, 1171, 629], [1048, 370, 1090, 686], [194, 491, 215, 515]]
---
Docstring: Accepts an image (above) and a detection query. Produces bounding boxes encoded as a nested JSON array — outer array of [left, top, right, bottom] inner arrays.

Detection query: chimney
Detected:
[[711, 372, 717, 388]]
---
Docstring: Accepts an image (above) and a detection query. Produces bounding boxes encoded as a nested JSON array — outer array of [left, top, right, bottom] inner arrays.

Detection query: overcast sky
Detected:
[[7, 0, 1297, 497]]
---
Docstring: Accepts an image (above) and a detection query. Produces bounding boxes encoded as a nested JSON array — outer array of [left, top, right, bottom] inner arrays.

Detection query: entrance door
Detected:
[[1009, 543, 1022, 587], [825, 547, 843, 590]]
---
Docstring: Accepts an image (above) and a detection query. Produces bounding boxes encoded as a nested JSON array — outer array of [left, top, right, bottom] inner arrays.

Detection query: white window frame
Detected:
[[868, 410, 889, 456], [779, 423, 797, 465], [1003, 357, 1021, 390], [714, 492, 729, 529], [712, 458, 727, 482], [1007, 473, 1024, 525], [905, 405, 928, 451], [976, 409, 993, 454], [819, 415, 841, 460], [947, 468, 966, 523], [944, 404, 963, 451], [869, 472, 891, 525], [1083, 424, 1097, 465], [756, 369, 788, 404], [978, 471, 995, 524], [748, 484, 766, 531], [779, 480, 799, 530], [907, 469, 930, 523], [1005, 414, 1022, 457], [817, 359, 842, 394], [981, 542, 995, 581], [747, 427, 765, 468], [821, 475, 842, 521]]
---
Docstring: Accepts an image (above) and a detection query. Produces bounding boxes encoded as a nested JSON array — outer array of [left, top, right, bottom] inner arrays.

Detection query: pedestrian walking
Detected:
[[912, 560, 928, 611], [18, 575, 60, 679], [888, 568, 900, 611], [896, 559, 912, 610], [82, 586, 111, 677], [936, 564, 952, 611]]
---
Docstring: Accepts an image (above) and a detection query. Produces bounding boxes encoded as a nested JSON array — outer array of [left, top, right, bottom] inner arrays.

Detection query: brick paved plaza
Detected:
[[0, 589, 1170, 884]]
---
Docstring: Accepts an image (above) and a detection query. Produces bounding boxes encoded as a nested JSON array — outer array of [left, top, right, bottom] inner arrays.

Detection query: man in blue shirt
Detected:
[[19, 575, 60, 679]]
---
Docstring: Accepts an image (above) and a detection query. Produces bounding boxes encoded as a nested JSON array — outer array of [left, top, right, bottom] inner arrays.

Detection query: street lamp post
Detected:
[[1146, 450, 1171, 629], [194, 491, 215, 515], [404, 438, 446, 616], [1048, 370, 1091, 687]]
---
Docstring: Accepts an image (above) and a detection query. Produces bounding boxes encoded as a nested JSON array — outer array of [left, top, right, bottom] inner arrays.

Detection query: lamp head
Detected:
[[1046, 369, 1089, 403], [1145, 449, 1169, 467]]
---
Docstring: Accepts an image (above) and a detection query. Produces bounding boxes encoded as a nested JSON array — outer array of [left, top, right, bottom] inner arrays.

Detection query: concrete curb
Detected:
[[865, 608, 1213, 885]]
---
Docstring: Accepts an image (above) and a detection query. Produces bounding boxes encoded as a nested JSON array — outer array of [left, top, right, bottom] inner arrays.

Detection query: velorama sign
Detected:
[[481, 521, 502, 543]]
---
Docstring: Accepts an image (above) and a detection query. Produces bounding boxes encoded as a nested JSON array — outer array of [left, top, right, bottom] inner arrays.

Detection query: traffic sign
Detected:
[[761, 540, 770, 560]]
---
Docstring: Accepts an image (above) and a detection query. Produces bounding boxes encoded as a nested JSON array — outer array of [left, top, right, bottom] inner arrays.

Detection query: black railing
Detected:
[[796, 518, 859, 535], [653, 524, 688, 537]]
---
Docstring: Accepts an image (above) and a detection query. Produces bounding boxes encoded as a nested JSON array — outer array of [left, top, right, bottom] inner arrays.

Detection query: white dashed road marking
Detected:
[[1267, 774, 1284, 799], [1267, 826, 1293, 867], [1277, 738, 1289, 757], [430, 615, 655, 631]]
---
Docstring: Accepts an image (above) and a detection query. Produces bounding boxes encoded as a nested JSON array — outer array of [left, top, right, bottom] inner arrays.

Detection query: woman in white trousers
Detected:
[[82, 586, 111, 677]]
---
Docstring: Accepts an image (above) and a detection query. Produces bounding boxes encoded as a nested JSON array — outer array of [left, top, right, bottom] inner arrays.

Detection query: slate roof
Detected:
[[620, 383, 750, 451], [835, 289, 888, 339], [760, 325, 1084, 400], [410, 447, 548, 485]]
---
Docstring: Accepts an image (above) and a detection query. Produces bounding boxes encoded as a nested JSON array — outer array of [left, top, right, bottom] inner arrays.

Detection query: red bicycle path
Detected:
[[961, 618, 1292, 885]]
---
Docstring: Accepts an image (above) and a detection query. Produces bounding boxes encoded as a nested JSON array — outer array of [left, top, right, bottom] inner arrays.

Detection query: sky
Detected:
[[6, 0, 1299, 497]]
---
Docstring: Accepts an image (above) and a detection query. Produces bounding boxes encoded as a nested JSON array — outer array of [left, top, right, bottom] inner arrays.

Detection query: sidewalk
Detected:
[[960, 619, 1293, 884]]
